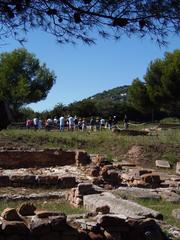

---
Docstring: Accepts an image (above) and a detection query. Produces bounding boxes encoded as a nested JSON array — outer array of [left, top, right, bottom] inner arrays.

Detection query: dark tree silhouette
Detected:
[[0, 0, 179, 45]]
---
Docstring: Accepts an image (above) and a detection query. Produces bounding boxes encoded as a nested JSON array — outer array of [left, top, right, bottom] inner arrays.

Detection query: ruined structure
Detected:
[[0, 148, 179, 239]]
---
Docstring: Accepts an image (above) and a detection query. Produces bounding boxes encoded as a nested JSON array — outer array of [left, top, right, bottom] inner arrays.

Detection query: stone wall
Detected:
[[0, 174, 76, 189], [0, 149, 90, 169]]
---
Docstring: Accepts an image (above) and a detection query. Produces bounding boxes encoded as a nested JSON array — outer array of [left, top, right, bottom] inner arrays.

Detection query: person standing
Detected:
[[90, 117, 95, 131], [59, 116, 65, 132], [100, 118, 105, 130], [107, 117, 112, 130], [124, 114, 129, 129], [68, 115, 74, 131], [33, 117, 39, 130]]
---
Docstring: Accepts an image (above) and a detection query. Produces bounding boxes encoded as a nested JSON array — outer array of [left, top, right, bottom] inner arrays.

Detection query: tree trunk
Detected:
[[0, 101, 13, 130]]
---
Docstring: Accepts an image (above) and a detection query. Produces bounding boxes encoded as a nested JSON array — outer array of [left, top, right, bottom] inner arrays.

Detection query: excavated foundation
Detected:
[[0, 148, 179, 239]]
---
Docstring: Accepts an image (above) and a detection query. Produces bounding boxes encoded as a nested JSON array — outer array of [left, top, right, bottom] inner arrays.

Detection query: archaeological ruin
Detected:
[[0, 148, 179, 240]]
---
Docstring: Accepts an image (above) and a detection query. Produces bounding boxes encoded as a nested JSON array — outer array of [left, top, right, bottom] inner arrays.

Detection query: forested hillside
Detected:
[[88, 85, 129, 102]]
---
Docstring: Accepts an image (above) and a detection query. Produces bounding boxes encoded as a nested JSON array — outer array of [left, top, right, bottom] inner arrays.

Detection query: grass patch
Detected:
[[137, 198, 180, 228], [0, 199, 85, 215], [162, 152, 177, 166], [0, 127, 180, 163]]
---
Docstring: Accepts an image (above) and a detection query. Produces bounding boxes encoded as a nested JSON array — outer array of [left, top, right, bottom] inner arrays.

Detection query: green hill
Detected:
[[87, 85, 129, 102]]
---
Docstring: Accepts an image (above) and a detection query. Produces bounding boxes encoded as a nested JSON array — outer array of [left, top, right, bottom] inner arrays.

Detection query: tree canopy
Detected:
[[0, 0, 179, 45], [0, 48, 56, 111], [129, 49, 180, 116]]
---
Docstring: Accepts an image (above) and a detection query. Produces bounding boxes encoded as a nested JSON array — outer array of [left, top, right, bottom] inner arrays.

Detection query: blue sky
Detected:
[[1, 30, 179, 112]]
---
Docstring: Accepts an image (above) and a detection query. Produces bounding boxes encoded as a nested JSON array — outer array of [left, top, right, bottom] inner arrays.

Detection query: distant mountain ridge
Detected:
[[87, 85, 129, 102]]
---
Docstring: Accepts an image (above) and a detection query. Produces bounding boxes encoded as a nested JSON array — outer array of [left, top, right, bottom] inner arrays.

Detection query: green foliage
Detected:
[[128, 78, 152, 113], [160, 117, 180, 124], [145, 49, 180, 115], [89, 86, 129, 102], [0, 1, 179, 45], [162, 152, 177, 166], [0, 48, 56, 110], [17, 107, 36, 121], [128, 50, 180, 117], [68, 100, 97, 117]]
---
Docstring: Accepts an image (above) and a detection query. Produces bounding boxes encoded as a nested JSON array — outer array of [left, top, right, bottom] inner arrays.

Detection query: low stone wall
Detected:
[[0, 174, 76, 189], [0, 149, 90, 169], [0, 204, 167, 240]]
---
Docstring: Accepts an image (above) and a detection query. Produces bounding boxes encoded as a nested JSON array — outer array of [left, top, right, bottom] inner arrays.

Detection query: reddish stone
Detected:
[[141, 173, 161, 187], [91, 154, 107, 165], [76, 151, 91, 166], [90, 167, 100, 177], [88, 231, 104, 240]]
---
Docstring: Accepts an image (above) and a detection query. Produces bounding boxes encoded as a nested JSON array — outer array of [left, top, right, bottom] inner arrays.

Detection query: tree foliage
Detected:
[[145, 49, 180, 114], [129, 50, 180, 116], [0, 48, 56, 110], [128, 78, 153, 113], [0, 0, 179, 45]]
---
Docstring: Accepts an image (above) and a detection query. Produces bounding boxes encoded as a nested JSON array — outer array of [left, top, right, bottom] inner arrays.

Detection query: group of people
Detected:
[[25, 115, 129, 131]]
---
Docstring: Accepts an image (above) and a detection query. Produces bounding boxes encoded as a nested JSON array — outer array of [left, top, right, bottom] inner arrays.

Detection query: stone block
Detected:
[[9, 175, 36, 186], [50, 216, 68, 231], [176, 162, 180, 175], [129, 169, 152, 179], [2, 221, 29, 235], [18, 203, 36, 216], [77, 183, 93, 195], [89, 167, 100, 177], [1, 208, 23, 221], [91, 154, 107, 165], [88, 231, 104, 240], [141, 173, 161, 187], [59, 176, 76, 188], [105, 170, 121, 185], [36, 175, 58, 186], [172, 209, 180, 219], [160, 191, 180, 203], [84, 192, 162, 220], [155, 160, 171, 168], [98, 215, 129, 232], [75, 151, 91, 166], [0, 175, 10, 186], [30, 216, 51, 236], [36, 211, 66, 219]]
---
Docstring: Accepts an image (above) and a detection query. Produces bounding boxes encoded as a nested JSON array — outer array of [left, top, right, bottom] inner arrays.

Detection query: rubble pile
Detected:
[[0, 203, 168, 240]]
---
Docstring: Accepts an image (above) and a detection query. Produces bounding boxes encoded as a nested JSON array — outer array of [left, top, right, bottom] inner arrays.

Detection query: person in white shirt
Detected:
[[100, 118, 105, 130], [59, 116, 65, 132], [33, 117, 39, 130], [68, 116, 74, 131]]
